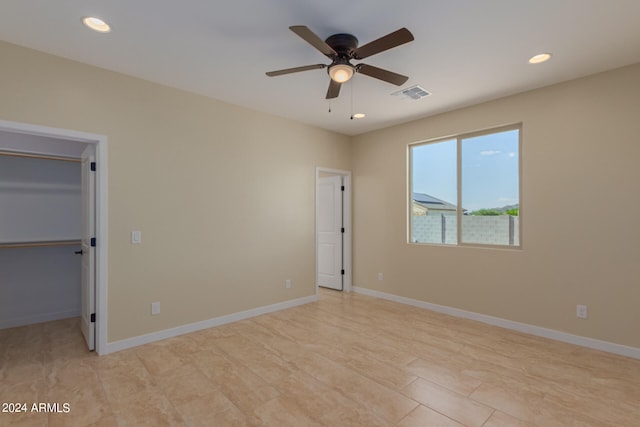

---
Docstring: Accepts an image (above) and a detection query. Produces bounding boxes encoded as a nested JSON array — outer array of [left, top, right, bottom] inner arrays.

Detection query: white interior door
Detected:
[[80, 145, 95, 350], [317, 175, 343, 290]]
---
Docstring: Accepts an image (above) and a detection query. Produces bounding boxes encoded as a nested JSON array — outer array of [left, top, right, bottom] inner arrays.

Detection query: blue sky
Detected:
[[412, 129, 519, 212]]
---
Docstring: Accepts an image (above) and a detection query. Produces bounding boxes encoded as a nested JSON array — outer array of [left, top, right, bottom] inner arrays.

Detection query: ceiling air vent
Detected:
[[392, 85, 431, 100]]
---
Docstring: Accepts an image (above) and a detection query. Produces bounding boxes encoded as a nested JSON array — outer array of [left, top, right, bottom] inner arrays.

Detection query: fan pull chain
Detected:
[[350, 79, 354, 120]]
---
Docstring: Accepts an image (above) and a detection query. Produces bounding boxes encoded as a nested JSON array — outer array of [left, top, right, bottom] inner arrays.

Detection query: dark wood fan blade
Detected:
[[326, 79, 341, 99], [266, 64, 326, 77], [356, 63, 409, 86], [290, 26, 337, 58], [353, 28, 414, 60]]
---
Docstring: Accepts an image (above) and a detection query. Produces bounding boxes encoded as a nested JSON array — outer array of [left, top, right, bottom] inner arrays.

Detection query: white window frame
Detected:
[[408, 123, 522, 249]]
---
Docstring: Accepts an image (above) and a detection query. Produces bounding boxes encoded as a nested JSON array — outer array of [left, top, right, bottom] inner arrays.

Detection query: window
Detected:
[[409, 125, 521, 247]]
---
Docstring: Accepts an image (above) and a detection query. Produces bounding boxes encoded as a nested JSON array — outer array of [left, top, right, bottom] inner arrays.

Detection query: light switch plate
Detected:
[[131, 231, 142, 244]]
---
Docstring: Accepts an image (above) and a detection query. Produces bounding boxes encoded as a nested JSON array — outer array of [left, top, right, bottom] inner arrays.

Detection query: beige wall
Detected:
[[2, 39, 639, 350], [352, 63, 640, 348], [0, 41, 351, 342]]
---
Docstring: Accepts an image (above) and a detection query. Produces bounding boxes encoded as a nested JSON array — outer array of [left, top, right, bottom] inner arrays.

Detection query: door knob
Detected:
[[74, 250, 83, 255]]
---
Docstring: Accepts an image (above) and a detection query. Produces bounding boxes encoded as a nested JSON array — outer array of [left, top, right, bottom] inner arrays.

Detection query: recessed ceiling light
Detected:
[[528, 53, 551, 64], [82, 17, 111, 33], [352, 113, 366, 119]]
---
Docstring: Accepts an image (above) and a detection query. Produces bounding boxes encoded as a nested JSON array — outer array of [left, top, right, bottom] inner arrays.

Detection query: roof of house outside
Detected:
[[412, 192, 458, 211]]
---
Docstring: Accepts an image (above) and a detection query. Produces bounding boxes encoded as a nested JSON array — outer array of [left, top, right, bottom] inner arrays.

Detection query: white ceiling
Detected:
[[1, 0, 639, 136]]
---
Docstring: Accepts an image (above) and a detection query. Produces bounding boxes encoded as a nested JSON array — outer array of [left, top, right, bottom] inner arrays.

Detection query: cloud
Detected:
[[480, 150, 501, 156], [508, 152, 516, 158]]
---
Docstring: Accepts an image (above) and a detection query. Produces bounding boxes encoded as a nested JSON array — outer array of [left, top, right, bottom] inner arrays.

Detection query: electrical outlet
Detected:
[[576, 304, 588, 319], [131, 230, 142, 244], [151, 302, 160, 315], [378, 272, 384, 281], [285, 279, 291, 289]]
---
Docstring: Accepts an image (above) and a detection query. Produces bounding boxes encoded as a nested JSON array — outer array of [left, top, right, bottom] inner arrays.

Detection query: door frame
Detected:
[[315, 167, 352, 293], [0, 119, 108, 355]]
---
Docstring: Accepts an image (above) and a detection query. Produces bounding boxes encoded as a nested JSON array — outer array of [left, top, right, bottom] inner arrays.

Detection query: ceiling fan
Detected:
[[266, 26, 414, 99]]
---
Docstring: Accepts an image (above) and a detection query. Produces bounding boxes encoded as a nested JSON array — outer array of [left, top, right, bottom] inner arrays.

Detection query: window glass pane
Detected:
[[411, 139, 458, 244], [461, 129, 519, 245]]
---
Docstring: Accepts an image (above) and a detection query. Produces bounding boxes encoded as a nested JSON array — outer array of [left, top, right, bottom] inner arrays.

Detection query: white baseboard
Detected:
[[0, 309, 81, 330], [104, 295, 318, 355], [353, 286, 640, 360]]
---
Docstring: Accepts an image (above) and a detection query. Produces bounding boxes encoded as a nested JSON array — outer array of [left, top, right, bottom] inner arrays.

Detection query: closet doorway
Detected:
[[0, 120, 107, 354]]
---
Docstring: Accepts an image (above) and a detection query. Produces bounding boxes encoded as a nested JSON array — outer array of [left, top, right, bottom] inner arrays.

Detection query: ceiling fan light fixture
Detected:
[[329, 64, 354, 83]]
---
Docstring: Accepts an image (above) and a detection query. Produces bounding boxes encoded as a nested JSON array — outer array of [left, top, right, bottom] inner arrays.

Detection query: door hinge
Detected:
[[341, 269, 345, 275], [91, 237, 96, 247], [90, 313, 96, 323], [90, 162, 96, 172], [341, 227, 345, 233], [341, 185, 345, 191]]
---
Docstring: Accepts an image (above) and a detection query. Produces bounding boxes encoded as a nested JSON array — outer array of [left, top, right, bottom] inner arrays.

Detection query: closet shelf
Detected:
[[0, 181, 81, 192], [0, 239, 81, 249]]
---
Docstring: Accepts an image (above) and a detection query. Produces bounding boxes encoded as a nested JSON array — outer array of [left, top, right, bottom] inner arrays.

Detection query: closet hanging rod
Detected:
[[0, 240, 82, 249], [0, 150, 80, 163]]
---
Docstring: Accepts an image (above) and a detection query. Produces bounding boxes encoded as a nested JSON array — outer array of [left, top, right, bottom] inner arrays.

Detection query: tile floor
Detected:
[[1, 289, 639, 426]]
